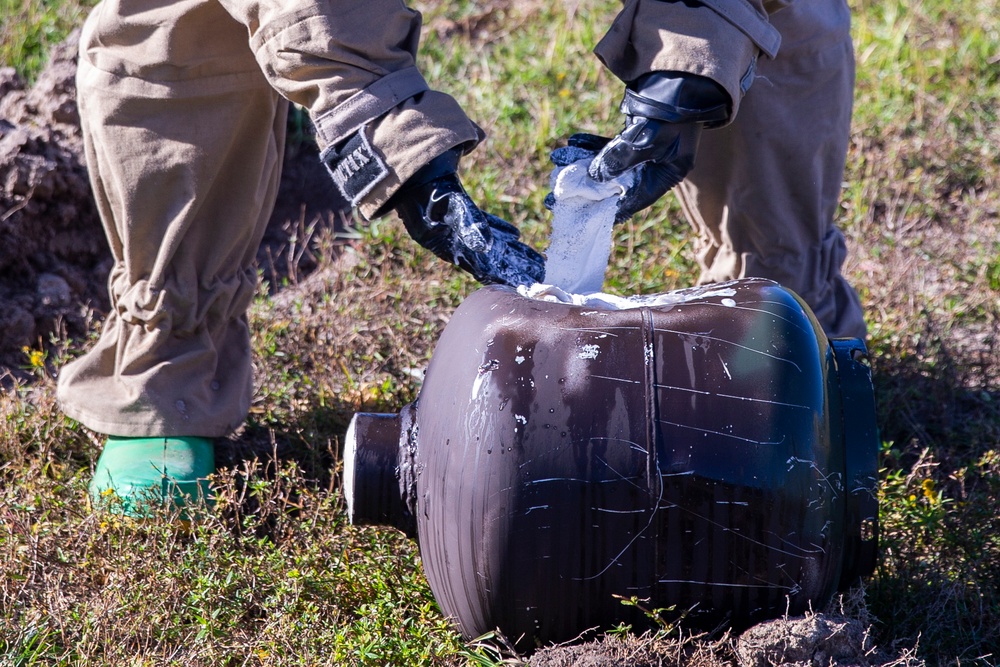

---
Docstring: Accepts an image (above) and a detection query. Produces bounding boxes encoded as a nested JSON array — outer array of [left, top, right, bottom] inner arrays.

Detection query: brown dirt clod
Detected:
[[735, 614, 875, 667]]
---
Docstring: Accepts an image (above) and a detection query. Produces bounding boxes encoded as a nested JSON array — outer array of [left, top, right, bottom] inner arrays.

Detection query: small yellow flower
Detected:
[[100, 517, 122, 533], [558, 88, 570, 98], [23, 347, 45, 369], [921, 478, 939, 504]]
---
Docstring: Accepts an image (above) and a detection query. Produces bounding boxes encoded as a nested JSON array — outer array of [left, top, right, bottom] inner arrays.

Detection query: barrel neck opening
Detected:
[[344, 411, 417, 536]]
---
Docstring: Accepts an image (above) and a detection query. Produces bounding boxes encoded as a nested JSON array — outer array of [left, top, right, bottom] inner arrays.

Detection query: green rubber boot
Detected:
[[89, 436, 215, 519]]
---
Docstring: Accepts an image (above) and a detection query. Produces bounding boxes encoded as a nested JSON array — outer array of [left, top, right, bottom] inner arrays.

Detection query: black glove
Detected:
[[385, 149, 545, 287], [556, 71, 730, 224]]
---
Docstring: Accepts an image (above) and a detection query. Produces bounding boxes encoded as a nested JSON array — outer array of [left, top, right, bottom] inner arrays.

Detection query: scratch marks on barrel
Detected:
[[657, 419, 788, 446], [657, 327, 803, 373], [577, 468, 664, 581]]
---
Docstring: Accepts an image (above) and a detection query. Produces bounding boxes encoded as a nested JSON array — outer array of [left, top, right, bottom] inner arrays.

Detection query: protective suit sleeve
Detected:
[[221, 0, 485, 217], [594, 0, 796, 123]]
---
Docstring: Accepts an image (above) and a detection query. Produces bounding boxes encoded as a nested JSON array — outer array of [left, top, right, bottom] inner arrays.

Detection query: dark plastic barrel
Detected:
[[345, 279, 878, 649]]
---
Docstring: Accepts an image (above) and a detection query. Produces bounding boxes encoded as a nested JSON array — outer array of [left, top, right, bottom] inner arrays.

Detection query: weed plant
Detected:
[[2, 0, 999, 664]]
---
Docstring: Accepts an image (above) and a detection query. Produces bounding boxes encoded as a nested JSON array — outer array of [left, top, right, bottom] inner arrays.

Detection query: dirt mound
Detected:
[[734, 614, 886, 667], [0, 32, 348, 378], [525, 613, 921, 667], [0, 31, 107, 369]]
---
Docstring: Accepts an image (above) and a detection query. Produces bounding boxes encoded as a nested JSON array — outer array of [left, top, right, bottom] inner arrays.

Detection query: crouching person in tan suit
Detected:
[[59, 0, 545, 516]]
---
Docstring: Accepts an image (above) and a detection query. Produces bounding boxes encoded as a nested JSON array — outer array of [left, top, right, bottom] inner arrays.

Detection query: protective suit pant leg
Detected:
[[674, 0, 868, 340], [57, 0, 286, 436]]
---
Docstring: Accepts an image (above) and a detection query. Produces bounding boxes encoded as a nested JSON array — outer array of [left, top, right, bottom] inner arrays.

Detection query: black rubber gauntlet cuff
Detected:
[[624, 71, 731, 127]]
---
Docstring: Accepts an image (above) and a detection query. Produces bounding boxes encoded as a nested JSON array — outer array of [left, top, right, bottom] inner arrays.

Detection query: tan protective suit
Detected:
[[58, 0, 865, 438]]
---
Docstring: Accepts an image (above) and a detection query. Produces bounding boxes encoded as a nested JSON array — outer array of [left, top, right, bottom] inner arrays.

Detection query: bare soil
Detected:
[[522, 610, 921, 667], [0, 33, 105, 372]]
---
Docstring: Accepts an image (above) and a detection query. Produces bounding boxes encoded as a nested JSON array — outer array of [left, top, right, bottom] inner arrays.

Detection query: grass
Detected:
[[2, 0, 999, 664], [0, 0, 95, 84]]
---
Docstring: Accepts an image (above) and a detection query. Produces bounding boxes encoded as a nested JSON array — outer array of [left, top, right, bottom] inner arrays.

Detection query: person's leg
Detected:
[[58, 0, 287, 439], [675, 0, 866, 340], [59, 0, 290, 514]]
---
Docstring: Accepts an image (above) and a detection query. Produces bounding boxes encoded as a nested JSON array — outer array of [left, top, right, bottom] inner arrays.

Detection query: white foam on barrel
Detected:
[[519, 281, 738, 310], [542, 159, 630, 294], [527, 158, 737, 310]]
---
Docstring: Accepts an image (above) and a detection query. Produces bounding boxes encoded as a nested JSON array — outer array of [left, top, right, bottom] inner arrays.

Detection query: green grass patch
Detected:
[[0, 0, 96, 82]]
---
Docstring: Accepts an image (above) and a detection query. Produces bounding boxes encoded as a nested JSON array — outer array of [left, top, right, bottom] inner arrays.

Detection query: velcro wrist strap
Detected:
[[312, 66, 430, 148], [320, 128, 390, 207]]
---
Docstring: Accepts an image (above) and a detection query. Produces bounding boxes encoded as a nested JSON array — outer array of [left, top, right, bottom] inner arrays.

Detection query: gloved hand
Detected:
[[387, 149, 545, 287], [555, 71, 731, 224]]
